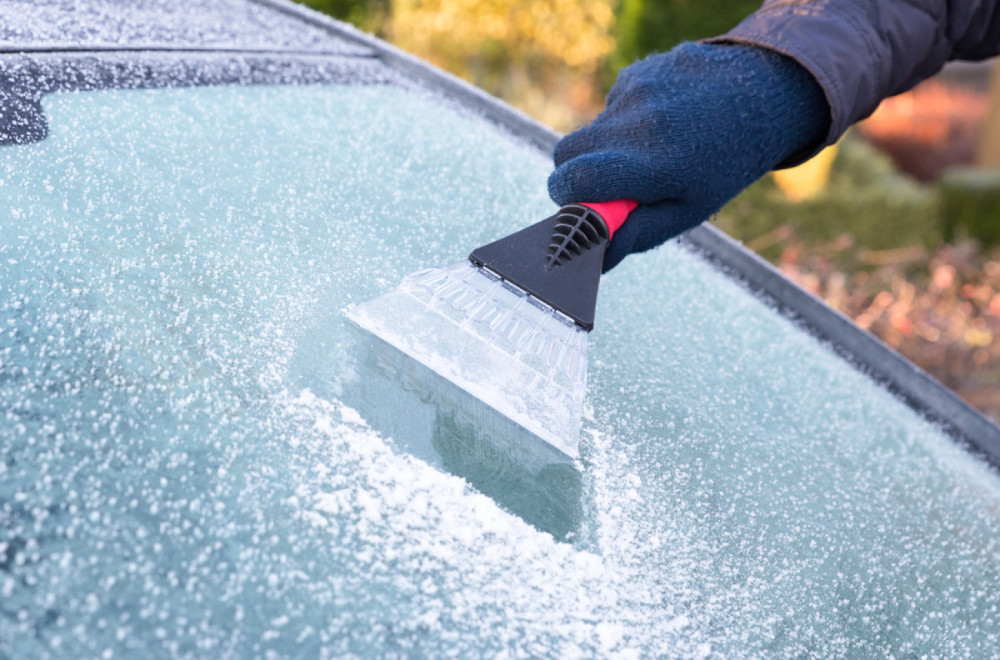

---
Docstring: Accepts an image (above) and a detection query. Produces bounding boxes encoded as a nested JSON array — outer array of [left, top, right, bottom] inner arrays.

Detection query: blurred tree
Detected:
[[299, 0, 388, 34], [295, 0, 762, 131], [391, 0, 615, 72], [977, 59, 1000, 168], [614, 0, 759, 69], [389, 0, 617, 128]]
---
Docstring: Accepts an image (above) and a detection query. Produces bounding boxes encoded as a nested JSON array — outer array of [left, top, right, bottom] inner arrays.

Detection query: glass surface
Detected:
[[1, 81, 999, 657]]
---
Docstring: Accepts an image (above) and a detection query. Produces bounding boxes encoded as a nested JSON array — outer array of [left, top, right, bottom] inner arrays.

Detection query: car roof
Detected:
[[0, 0, 368, 55], [3, 0, 998, 462]]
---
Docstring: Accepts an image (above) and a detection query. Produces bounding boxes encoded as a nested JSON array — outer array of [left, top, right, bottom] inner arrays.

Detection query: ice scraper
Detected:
[[347, 199, 638, 460]]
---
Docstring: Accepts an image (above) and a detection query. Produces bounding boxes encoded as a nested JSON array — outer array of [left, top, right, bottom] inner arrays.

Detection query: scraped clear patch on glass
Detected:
[[348, 260, 587, 459]]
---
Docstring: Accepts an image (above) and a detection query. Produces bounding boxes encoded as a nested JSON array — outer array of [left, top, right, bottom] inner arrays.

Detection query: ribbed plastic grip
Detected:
[[545, 205, 609, 269], [468, 200, 637, 331]]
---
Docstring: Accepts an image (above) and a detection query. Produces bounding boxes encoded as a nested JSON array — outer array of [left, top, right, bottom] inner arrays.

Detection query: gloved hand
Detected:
[[548, 42, 830, 271]]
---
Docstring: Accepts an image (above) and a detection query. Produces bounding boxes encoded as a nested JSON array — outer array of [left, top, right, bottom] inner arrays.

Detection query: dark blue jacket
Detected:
[[712, 0, 1000, 161]]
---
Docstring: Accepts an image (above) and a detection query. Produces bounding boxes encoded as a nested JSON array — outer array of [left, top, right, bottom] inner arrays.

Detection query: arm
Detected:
[[551, 0, 1000, 271], [712, 0, 1000, 160]]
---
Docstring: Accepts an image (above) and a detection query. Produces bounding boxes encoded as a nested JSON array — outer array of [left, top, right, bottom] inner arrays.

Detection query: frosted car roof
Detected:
[[0, 0, 370, 56]]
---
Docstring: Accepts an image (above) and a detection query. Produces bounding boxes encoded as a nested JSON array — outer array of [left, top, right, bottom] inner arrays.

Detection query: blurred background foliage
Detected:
[[614, 0, 760, 69], [297, 0, 1000, 422], [299, 0, 757, 129], [388, 0, 617, 127]]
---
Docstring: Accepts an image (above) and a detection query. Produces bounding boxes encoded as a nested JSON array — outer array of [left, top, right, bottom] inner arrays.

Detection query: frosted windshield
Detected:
[[2, 82, 999, 657]]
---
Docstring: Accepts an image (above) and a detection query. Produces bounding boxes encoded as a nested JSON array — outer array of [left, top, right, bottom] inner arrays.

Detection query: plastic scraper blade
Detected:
[[347, 260, 587, 459]]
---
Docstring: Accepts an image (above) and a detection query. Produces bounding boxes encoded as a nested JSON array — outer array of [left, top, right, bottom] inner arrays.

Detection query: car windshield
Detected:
[[3, 69, 1000, 657]]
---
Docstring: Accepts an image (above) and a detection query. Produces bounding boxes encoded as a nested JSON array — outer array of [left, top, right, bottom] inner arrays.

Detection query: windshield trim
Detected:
[[682, 228, 1000, 464]]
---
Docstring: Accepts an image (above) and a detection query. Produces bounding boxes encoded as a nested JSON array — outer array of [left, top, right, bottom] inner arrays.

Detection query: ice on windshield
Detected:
[[0, 0, 367, 55], [1, 81, 999, 657]]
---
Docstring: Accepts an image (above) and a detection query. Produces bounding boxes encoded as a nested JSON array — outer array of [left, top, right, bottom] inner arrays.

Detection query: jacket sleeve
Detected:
[[707, 0, 1000, 158]]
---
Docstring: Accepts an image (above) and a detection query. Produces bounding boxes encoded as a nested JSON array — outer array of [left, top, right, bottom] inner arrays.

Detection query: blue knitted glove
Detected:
[[548, 42, 830, 271]]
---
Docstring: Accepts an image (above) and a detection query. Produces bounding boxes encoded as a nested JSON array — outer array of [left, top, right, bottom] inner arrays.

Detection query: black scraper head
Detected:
[[469, 204, 612, 331]]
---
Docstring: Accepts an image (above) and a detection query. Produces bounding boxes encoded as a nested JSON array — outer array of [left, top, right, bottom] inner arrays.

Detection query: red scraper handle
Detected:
[[578, 200, 639, 238]]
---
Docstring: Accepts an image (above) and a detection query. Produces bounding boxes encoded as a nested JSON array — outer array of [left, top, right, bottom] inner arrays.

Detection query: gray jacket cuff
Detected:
[[706, 0, 951, 163]]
